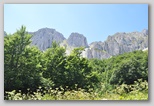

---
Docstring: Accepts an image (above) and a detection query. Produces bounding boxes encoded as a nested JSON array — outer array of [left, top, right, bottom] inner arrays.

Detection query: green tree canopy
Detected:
[[4, 25, 42, 92]]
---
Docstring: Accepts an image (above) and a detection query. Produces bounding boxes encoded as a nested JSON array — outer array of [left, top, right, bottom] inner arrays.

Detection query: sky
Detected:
[[4, 4, 148, 44]]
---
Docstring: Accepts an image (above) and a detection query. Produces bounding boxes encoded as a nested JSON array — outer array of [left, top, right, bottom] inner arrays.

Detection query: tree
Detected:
[[4, 25, 42, 92], [42, 46, 99, 91], [42, 41, 67, 88], [64, 47, 99, 90], [109, 50, 148, 85]]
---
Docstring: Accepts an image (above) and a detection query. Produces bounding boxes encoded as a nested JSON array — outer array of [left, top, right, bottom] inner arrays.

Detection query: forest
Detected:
[[4, 26, 148, 100]]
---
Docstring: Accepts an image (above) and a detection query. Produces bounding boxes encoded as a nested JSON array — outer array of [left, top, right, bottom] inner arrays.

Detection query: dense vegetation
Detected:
[[4, 26, 148, 100]]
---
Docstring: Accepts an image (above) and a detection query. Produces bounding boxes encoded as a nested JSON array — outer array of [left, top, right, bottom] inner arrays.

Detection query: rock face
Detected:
[[82, 29, 148, 59], [59, 32, 89, 56], [28, 29, 89, 52], [67, 32, 89, 48], [29, 28, 66, 51]]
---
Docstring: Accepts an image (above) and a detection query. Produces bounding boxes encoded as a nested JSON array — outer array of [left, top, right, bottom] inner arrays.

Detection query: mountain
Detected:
[[4, 28, 148, 59], [67, 32, 89, 48], [60, 32, 89, 55], [29, 28, 66, 51], [81, 29, 148, 59], [29, 28, 89, 55]]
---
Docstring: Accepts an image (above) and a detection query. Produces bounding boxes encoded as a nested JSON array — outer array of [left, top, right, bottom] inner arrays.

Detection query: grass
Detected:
[[4, 88, 148, 100], [4, 79, 148, 100]]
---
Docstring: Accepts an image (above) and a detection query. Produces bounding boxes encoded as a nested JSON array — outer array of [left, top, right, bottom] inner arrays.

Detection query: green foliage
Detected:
[[4, 89, 43, 100], [42, 43, 67, 88], [109, 50, 148, 85], [111, 79, 148, 100], [4, 25, 148, 100], [42, 88, 99, 100], [42, 46, 99, 90], [4, 86, 100, 100], [89, 50, 148, 86], [5, 80, 148, 100], [64, 48, 99, 90], [4, 25, 42, 92], [51, 41, 60, 48]]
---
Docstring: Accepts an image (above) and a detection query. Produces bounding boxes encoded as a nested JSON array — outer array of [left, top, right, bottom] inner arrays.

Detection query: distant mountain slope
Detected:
[[29, 28, 66, 51], [67, 32, 89, 48], [29, 28, 89, 54], [82, 29, 148, 59], [4, 28, 148, 59], [60, 32, 89, 55]]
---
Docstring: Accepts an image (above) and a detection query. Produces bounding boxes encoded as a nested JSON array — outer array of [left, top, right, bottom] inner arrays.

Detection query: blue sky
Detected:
[[4, 4, 148, 44]]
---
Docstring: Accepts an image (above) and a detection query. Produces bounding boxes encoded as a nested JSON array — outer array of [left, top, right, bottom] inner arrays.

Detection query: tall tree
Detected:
[[42, 41, 67, 88], [4, 26, 42, 92]]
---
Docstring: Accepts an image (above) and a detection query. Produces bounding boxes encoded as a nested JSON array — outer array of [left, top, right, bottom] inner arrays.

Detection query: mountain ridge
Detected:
[[4, 28, 148, 59]]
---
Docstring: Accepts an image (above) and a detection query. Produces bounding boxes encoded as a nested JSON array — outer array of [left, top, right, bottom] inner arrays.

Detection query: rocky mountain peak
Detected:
[[87, 30, 148, 59], [29, 28, 66, 51], [38, 27, 55, 33], [29, 28, 56, 36], [67, 32, 89, 47]]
